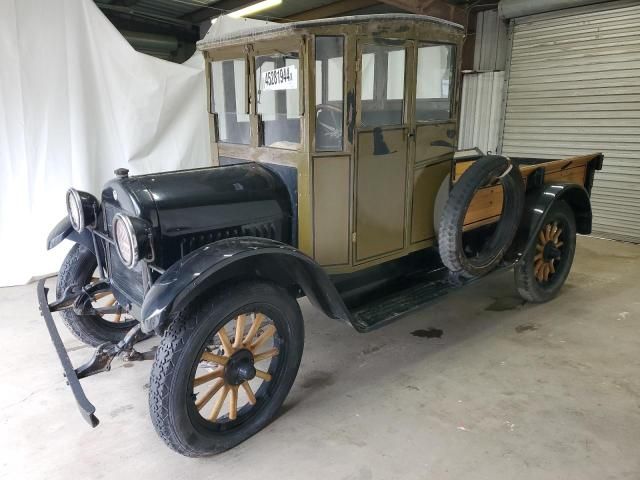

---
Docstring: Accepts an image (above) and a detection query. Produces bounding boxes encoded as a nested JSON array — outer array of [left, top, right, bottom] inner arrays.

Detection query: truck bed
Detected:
[[454, 153, 602, 231]]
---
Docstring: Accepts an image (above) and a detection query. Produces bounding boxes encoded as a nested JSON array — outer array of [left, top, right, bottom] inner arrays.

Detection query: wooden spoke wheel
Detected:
[[192, 312, 281, 424], [92, 289, 129, 324], [57, 244, 138, 346], [533, 221, 564, 283], [149, 282, 304, 457], [515, 201, 577, 303]]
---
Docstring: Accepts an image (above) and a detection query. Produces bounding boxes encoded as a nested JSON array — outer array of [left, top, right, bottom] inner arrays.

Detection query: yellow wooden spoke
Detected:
[[538, 231, 546, 244], [233, 315, 247, 349], [105, 296, 117, 307], [545, 224, 552, 241], [534, 260, 543, 275], [201, 352, 228, 365], [94, 292, 113, 300], [195, 378, 224, 410], [242, 381, 256, 405], [217, 328, 234, 356], [543, 263, 550, 282], [549, 260, 555, 274], [255, 369, 272, 381], [534, 253, 543, 262], [243, 313, 265, 345], [113, 312, 122, 323], [229, 386, 238, 420], [554, 228, 563, 243], [209, 385, 230, 421], [193, 367, 224, 387], [556, 241, 563, 248], [253, 348, 279, 363], [550, 223, 558, 239], [251, 324, 276, 351], [537, 264, 544, 282]]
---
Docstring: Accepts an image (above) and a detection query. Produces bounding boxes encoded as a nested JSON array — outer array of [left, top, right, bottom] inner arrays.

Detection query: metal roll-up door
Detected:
[[501, 3, 640, 243]]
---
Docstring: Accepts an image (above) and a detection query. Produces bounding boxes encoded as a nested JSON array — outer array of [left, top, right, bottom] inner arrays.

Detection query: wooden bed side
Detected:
[[456, 153, 598, 231]]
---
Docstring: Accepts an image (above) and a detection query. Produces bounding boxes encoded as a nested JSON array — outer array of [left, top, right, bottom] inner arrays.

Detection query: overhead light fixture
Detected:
[[228, 0, 282, 18]]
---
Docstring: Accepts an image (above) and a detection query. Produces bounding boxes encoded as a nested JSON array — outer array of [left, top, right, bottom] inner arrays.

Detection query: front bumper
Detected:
[[37, 278, 99, 427]]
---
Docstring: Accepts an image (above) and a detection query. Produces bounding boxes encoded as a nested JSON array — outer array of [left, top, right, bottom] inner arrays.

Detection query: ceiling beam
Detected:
[[378, 0, 467, 26], [285, 0, 381, 22]]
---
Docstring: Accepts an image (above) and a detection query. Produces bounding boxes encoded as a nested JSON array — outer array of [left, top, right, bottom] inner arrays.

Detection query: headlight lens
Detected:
[[112, 213, 151, 269], [113, 214, 138, 268], [66, 189, 98, 233], [66, 189, 83, 231]]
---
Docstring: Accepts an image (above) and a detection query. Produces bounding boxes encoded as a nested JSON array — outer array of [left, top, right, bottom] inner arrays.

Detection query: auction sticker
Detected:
[[262, 65, 297, 91]]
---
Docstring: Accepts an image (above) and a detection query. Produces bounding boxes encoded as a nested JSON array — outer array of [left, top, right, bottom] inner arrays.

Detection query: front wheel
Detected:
[[148, 281, 304, 457], [56, 244, 137, 346], [515, 201, 577, 303]]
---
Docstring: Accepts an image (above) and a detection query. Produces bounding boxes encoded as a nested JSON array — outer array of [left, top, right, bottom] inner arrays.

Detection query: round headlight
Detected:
[[66, 188, 98, 233], [112, 214, 151, 269], [113, 214, 138, 269], [66, 189, 84, 232]]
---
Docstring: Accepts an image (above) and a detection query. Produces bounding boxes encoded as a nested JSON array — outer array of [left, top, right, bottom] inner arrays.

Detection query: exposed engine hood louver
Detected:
[[179, 221, 280, 257]]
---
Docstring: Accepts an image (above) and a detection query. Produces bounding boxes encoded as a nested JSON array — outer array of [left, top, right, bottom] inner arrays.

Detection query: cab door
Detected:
[[409, 43, 457, 245], [354, 39, 412, 263]]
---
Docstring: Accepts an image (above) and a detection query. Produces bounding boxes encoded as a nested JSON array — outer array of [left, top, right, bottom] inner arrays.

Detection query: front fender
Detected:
[[141, 237, 351, 334], [47, 217, 96, 254], [516, 183, 592, 258]]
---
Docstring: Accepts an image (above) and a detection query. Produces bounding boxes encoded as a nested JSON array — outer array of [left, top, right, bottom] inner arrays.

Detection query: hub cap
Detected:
[[534, 221, 564, 283], [192, 312, 281, 423]]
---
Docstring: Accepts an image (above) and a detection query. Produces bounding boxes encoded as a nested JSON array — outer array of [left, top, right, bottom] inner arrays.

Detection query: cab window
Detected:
[[256, 51, 301, 149], [360, 44, 406, 127], [315, 36, 344, 152], [210, 58, 250, 145], [416, 44, 455, 122]]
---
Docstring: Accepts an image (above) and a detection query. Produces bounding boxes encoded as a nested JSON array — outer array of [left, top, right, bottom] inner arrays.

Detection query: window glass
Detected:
[[361, 53, 375, 101], [211, 58, 250, 144], [386, 50, 405, 100], [256, 52, 301, 149], [315, 36, 344, 152], [416, 44, 455, 122], [360, 44, 406, 127]]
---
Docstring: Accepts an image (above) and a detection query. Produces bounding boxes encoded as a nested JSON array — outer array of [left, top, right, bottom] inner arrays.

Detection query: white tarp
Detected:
[[0, 0, 214, 286]]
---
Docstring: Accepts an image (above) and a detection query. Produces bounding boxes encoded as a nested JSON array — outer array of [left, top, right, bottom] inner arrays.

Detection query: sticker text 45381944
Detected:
[[262, 65, 298, 91]]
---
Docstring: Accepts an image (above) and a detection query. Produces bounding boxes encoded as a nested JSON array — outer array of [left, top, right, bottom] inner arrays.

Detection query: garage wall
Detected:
[[501, 2, 640, 243], [458, 72, 505, 154]]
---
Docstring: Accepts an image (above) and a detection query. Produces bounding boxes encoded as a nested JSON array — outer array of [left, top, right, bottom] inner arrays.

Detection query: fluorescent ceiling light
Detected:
[[228, 0, 282, 18]]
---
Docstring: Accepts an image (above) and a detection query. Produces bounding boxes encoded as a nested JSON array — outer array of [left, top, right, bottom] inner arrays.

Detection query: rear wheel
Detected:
[[56, 244, 137, 346], [515, 201, 577, 303], [148, 281, 304, 457]]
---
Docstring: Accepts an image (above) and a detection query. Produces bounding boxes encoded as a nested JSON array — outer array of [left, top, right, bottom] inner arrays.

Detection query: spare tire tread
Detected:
[[438, 156, 524, 277]]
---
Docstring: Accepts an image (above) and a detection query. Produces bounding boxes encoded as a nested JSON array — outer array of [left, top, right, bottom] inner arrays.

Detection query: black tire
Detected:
[[438, 155, 524, 277], [56, 244, 136, 346], [433, 173, 450, 235], [149, 281, 304, 457], [515, 201, 577, 303]]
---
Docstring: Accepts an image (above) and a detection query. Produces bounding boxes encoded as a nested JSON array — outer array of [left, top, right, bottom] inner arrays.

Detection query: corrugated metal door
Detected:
[[501, 3, 640, 242]]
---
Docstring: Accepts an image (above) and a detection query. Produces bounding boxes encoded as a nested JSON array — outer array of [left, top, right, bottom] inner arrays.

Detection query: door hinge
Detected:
[[352, 232, 357, 243]]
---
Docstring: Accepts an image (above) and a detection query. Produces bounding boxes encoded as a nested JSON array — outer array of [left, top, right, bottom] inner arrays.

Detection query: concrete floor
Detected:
[[1, 236, 639, 480]]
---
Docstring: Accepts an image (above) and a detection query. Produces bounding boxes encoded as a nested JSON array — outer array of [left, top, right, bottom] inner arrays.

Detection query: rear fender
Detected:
[[514, 183, 591, 258], [141, 237, 351, 334], [47, 217, 96, 254]]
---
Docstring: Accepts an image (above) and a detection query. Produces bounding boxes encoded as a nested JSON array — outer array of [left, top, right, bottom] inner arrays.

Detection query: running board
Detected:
[[349, 268, 457, 332], [348, 265, 510, 333]]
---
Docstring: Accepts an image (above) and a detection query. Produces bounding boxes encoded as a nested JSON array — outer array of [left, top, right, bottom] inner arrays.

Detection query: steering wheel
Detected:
[[316, 104, 343, 143]]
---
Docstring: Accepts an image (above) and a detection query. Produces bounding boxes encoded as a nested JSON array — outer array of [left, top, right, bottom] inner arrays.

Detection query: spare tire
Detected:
[[438, 155, 524, 277]]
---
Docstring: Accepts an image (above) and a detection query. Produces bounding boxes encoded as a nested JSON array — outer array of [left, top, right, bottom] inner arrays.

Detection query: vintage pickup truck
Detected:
[[38, 14, 602, 456]]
